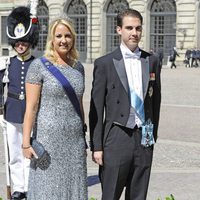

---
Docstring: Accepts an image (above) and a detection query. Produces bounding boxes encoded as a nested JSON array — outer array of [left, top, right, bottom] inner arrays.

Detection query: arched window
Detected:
[[150, 0, 176, 63], [34, 0, 49, 57], [106, 0, 129, 53], [65, 0, 87, 62]]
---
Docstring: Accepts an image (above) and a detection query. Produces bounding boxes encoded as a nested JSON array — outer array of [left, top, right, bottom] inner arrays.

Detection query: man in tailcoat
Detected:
[[0, 6, 39, 200], [89, 9, 161, 200], [169, 47, 179, 69]]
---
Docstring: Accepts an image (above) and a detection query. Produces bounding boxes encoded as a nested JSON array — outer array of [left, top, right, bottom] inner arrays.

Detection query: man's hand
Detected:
[[0, 114, 5, 128], [92, 151, 103, 166]]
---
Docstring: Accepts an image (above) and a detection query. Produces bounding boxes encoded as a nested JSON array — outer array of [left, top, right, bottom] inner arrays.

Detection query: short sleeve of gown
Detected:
[[74, 61, 85, 82], [26, 58, 43, 85]]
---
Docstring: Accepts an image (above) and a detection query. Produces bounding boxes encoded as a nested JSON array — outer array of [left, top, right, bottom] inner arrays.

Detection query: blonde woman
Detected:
[[22, 16, 87, 199]]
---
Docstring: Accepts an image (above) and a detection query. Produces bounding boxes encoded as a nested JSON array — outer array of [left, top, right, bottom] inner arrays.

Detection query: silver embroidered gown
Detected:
[[26, 58, 87, 200]]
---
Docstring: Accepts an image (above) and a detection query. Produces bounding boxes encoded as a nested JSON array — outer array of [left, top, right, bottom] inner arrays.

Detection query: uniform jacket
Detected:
[[0, 55, 34, 123], [89, 47, 161, 151]]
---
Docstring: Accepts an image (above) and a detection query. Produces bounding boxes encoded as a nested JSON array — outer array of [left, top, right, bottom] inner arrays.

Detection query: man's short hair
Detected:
[[117, 8, 143, 27]]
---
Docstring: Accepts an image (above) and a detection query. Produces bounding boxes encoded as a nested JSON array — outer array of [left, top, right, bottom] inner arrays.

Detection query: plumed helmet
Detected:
[[6, 6, 39, 48]]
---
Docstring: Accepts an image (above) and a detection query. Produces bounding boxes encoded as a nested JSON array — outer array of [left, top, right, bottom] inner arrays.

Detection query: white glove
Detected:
[[0, 114, 6, 129]]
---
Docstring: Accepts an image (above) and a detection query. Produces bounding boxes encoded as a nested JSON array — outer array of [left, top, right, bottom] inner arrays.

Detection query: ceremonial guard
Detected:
[[0, 3, 39, 200]]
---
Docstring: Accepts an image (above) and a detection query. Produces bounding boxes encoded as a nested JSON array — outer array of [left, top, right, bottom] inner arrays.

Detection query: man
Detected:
[[190, 49, 198, 67], [0, 6, 39, 200], [184, 49, 191, 67], [89, 9, 161, 200], [169, 47, 179, 69]]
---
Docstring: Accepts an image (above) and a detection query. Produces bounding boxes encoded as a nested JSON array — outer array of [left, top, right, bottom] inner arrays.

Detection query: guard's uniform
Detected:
[[1, 4, 39, 199], [0, 54, 34, 193]]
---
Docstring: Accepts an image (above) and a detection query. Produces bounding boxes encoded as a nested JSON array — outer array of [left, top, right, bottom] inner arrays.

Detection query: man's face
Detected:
[[14, 41, 30, 55], [116, 16, 142, 51]]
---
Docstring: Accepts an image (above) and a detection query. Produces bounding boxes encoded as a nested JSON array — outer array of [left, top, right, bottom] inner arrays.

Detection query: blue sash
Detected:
[[40, 57, 82, 121]]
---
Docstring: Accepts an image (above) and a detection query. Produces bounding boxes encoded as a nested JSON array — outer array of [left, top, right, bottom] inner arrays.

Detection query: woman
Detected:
[[22, 16, 87, 199]]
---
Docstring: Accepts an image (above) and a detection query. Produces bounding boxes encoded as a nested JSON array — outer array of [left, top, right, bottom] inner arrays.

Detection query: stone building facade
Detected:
[[0, 0, 200, 64]]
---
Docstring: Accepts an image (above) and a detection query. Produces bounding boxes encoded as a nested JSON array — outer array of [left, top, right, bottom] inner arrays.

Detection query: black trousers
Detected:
[[170, 61, 176, 68], [99, 125, 153, 200]]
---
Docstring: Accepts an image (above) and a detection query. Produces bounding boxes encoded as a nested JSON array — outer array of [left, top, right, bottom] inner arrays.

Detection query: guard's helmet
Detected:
[[7, 6, 39, 48]]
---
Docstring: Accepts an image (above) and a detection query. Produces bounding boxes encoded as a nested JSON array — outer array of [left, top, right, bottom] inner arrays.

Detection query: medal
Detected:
[[148, 86, 153, 97], [141, 119, 155, 147]]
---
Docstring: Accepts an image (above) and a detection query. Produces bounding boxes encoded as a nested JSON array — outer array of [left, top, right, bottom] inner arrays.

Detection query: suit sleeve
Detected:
[[89, 59, 107, 151], [152, 56, 161, 141]]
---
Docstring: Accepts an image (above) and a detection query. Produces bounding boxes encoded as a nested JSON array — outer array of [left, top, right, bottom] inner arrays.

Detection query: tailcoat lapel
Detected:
[[112, 48, 150, 98], [113, 48, 129, 94], [141, 52, 150, 98]]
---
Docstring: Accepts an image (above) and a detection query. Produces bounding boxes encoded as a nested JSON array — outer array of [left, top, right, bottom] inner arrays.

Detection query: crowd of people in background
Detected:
[[184, 49, 200, 68], [150, 47, 200, 69]]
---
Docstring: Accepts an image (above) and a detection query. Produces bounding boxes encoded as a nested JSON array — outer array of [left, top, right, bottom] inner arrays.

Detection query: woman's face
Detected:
[[52, 24, 73, 56]]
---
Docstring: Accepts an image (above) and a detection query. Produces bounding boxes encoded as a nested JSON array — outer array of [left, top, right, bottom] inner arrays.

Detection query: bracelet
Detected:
[[21, 145, 31, 149]]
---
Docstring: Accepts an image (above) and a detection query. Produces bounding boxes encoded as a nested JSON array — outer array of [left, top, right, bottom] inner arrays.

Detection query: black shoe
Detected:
[[11, 191, 26, 200], [24, 192, 27, 199]]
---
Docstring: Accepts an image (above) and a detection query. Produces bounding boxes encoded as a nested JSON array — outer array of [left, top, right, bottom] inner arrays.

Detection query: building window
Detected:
[[106, 0, 129, 53], [66, 0, 87, 62], [150, 0, 176, 63], [33, 0, 49, 57], [1, 16, 8, 45]]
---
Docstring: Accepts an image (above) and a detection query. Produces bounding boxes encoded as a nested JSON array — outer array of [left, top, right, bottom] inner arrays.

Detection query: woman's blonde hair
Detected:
[[44, 16, 78, 65]]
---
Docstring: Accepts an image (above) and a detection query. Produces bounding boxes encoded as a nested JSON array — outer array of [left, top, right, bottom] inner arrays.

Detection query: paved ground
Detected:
[[1, 64, 200, 200]]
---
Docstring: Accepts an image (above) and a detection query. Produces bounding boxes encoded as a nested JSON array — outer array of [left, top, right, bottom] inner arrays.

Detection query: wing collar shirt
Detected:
[[120, 43, 143, 127]]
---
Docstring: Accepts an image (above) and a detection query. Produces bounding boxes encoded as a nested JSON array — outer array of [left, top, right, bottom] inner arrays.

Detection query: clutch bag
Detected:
[[30, 138, 51, 170]]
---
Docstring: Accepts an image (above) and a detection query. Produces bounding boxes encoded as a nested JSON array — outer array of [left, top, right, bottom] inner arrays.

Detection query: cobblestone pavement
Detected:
[[1, 65, 200, 200]]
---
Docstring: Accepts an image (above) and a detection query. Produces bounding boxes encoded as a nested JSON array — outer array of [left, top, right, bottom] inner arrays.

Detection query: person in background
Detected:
[[0, 6, 39, 200], [192, 49, 199, 67], [89, 8, 161, 200], [22, 15, 87, 199], [149, 48, 155, 55], [185, 49, 191, 67], [157, 49, 164, 67], [196, 49, 200, 67], [169, 47, 179, 69], [149, 48, 163, 70], [190, 49, 197, 67]]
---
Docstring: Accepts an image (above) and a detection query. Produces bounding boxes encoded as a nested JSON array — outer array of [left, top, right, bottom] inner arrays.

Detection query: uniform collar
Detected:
[[17, 52, 32, 61]]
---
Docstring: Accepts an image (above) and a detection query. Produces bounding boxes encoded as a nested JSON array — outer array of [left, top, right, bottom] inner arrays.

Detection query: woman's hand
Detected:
[[23, 146, 38, 159]]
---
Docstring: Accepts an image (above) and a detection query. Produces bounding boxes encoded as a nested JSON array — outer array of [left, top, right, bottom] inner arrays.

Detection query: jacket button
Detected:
[[117, 100, 120, 104], [120, 114, 124, 117]]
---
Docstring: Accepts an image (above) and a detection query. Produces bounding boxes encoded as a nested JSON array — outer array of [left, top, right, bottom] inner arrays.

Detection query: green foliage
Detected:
[[89, 198, 97, 200], [157, 194, 175, 200], [0, 197, 3, 200]]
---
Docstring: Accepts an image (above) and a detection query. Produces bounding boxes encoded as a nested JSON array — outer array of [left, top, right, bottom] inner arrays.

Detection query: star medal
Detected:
[[141, 119, 155, 147]]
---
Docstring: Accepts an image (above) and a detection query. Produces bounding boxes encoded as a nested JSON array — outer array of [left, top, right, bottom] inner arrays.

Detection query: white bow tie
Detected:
[[124, 51, 141, 59]]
